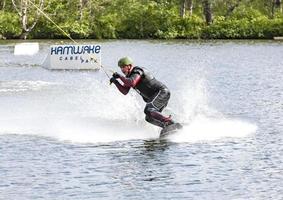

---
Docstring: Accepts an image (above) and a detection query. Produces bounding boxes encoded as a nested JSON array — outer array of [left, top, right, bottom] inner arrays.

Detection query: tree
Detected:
[[180, 0, 193, 17], [225, 0, 242, 17], [0, 0, 5, 10], [79, 0, 89, 21], [11, 0, 45, 39], [272, 0, 282, 17], [202, 0, 213, 24]]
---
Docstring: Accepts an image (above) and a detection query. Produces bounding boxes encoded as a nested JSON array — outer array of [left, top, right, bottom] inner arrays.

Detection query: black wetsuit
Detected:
[[127, 67, 172, 128]]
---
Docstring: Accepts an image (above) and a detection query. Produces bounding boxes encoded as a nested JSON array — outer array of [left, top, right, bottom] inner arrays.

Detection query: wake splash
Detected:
[[166, 79, 257, 143], [0, 69, 257, 144], [0, 115, 257, 144], [0, 117, 158, 143], [167, 116, 257, 143]]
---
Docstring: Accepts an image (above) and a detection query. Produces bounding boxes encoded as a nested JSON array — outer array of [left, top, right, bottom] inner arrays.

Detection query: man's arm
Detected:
[[119, 73, 141, 87], [113, 80, 130, 95]]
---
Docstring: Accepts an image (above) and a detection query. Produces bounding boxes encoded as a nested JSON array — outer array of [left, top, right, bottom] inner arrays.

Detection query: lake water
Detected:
[[0, 40, 282, 199]]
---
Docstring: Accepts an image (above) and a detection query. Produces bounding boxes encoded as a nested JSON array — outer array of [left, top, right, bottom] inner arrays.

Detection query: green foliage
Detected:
[[0, 11, 21, 38], [230, 6, 263, 20], [30, 17, 60, 39], [262, 17, 283, 38], [173, 15, 205, 39], [91, 13, 120, 39], [1, 0, 283, 40], [202, 15, 283, 39], [116, 1, 178, 39]]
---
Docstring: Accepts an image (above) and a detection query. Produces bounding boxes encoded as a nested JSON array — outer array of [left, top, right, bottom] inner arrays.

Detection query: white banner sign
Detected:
[[44, 44, 101, 70]]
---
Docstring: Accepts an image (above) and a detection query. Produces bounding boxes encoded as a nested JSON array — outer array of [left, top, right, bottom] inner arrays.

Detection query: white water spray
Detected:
[[165, 78, 257, 143], [168, 116, 257, 143], [0, 73, 256, 143]]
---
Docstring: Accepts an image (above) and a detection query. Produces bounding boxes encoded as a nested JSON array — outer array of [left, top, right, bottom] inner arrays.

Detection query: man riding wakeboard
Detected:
[[110, 56, 182, 132]]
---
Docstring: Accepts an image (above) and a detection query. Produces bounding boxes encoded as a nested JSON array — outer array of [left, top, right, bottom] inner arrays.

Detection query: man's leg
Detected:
[[144, 89, 174, 128]]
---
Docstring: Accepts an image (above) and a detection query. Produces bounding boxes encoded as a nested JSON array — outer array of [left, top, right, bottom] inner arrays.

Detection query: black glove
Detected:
[[110, 77, 118, 85], [112, 72, 121, 79]]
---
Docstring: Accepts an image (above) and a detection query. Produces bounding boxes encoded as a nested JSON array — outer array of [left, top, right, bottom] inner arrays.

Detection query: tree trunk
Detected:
[[79, 0, 83, 20], [202, 0, 213, 25], [275, 0, 281, 6], [12, 0, 45, 39], [274, 0, 282, 14], [180, 0, 186, 18], [180, 0, 193, 18], [79, 0, 89, 21], [21, 0, 28, 32], [225, 0, 242, 17], [20, 31, 29, 40], [0, 0, 6, 10], [187, 0, 193, 16]]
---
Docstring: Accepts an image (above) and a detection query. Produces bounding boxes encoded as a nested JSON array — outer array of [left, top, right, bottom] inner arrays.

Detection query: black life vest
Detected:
[[127, 66, 167, 102]]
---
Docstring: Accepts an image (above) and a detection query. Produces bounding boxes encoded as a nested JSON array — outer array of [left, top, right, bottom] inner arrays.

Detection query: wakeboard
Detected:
[[159, 123, 183, 138]]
